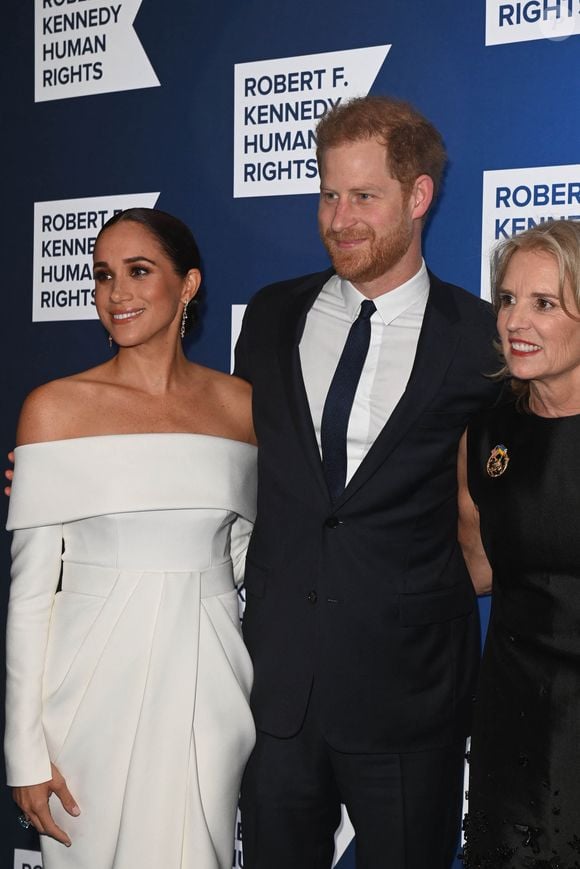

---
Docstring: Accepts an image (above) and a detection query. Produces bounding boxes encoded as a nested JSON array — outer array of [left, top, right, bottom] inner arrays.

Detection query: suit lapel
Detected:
[[333, 274, 462, 508], [277, 269, 334, 501]]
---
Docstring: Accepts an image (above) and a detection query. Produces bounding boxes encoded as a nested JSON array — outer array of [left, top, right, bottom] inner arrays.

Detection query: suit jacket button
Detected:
[[307, 590, 318, 604], [325, 516, 341, 529]]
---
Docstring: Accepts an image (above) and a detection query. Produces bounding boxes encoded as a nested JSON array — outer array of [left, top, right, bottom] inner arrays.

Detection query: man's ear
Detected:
[[410, 175, 434, 220]]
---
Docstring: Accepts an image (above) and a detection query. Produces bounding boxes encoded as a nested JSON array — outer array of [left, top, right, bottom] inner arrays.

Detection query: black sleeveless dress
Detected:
[[464, 401, 580, 869]]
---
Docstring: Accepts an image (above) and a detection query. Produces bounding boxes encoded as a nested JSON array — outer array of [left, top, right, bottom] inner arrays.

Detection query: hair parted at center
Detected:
[[97, 207, 201, 277], [315, 95, 447, 205]]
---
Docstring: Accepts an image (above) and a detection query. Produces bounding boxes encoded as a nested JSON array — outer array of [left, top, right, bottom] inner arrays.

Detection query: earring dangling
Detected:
[[180, 302, 188, 339], [108, 334, 113, 349]]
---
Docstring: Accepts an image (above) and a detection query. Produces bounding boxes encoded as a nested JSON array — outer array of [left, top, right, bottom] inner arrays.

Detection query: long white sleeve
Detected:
[[5, 524, 63, 785]]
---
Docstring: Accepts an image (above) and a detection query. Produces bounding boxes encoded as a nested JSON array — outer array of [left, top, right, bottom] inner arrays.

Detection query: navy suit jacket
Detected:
[[235, 268, 500, 753]]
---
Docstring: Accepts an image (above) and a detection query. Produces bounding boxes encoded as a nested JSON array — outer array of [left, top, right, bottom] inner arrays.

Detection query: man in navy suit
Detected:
[[236, 96, 499, 869]]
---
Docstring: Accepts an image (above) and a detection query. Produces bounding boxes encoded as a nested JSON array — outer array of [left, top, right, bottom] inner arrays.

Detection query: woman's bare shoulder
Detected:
[[16, 367, 110, 446], [198, 366, 252, 405], [188, 365, 255, 445]]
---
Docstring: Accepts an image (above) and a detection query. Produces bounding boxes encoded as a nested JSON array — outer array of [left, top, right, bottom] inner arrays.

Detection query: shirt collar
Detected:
[[339, 260, 430, 325]]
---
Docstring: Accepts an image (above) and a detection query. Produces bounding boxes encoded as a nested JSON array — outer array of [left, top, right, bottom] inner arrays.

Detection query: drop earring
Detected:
[[108, 334, 113, 349], [180, 302, 188, 339]]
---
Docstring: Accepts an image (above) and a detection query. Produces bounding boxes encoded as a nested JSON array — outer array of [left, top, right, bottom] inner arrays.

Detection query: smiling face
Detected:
[[497, 248, 580, 395], [93, 221, 199, 347], [317, 137, 431, 296]]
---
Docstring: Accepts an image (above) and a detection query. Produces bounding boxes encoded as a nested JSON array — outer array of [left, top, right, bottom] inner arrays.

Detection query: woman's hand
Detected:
[[4, 450, 14, 496], [13, 762, 80, 846]]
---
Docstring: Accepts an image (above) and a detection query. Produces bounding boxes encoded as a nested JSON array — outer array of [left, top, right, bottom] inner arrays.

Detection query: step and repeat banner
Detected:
[[1, 0, 579, 866]]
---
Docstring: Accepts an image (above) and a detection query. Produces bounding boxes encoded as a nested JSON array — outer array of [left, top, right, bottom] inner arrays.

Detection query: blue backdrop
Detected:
[[2, 1, 579, 866]]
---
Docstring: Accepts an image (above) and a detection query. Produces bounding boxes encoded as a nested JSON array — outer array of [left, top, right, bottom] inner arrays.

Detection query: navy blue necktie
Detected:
[[321, 299, 376, 501]]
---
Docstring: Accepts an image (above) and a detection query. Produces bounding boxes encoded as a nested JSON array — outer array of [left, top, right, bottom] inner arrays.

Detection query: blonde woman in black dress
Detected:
[[459, 219, 580, 868]]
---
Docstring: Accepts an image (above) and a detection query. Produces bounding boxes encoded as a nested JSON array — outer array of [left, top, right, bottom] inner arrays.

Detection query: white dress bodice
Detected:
[[62, 509, 239, 573]]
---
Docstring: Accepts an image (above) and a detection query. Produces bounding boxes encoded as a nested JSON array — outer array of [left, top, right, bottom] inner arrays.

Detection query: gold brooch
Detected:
[[486, 444, 510, 478]]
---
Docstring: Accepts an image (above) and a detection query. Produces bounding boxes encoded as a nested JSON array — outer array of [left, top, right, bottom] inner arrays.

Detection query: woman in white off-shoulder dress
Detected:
[[5, 208, 256, 869]]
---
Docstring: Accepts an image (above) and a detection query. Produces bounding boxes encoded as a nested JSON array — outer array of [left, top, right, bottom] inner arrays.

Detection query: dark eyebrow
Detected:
[[93, 256, 158, 268], [124, 256, 157, 265]]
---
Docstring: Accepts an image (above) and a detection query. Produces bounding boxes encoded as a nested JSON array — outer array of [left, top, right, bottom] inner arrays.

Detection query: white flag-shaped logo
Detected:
[[234, 45, 391, 198], [35, 0, 160, 102]]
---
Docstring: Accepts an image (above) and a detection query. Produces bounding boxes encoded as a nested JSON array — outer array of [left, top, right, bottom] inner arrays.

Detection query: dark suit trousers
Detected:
[[240, 691, 466, 869]]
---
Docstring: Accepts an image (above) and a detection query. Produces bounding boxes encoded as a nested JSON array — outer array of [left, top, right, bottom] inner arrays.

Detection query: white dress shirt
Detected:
[[299, 261, 430, 484]]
